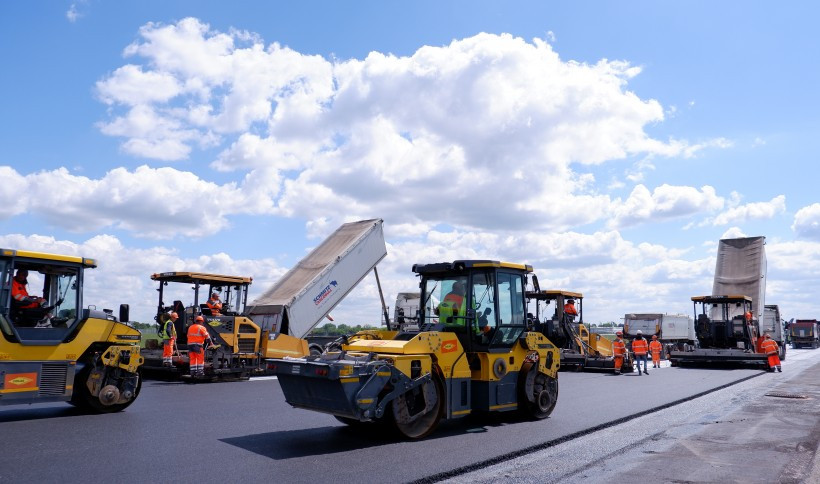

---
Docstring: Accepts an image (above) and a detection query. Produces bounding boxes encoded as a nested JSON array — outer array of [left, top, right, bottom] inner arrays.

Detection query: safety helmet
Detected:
[[616, 331, 623, 336], [652, 335, 658, 339], [636, 330, 643, 335], [169, 312, 178, 319], [195, 315, 204, 323], [567, 299, 575, 304]]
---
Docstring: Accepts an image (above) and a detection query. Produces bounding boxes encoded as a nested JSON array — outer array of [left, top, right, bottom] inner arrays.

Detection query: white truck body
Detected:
[[247, 219, 387, 338], [712, 236, 767, 319], [760, 304, 783, 342], [394, 292, 421, 328], [623, 313, 694, 342]]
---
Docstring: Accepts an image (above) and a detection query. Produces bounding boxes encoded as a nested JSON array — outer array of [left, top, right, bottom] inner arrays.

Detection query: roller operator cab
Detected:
[[0, 248, 143, 412], [271, 260, 560, 439]]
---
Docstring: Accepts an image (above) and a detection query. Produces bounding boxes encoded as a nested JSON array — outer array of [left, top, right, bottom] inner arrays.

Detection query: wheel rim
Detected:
[[393, 377, 442, 439]]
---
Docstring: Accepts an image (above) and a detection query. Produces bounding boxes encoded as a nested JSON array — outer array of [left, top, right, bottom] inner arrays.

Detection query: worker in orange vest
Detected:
[[160, 312, 179, 367], [564, 299, 578, 320], [206, 292, 223, 315], [612, 331, 627, 375], [187, 315, 211, 377], [760, 333, 782, 372], [649, 334, 663, 368], [11, 269, 46, 309], [632, 330, 649, 375]]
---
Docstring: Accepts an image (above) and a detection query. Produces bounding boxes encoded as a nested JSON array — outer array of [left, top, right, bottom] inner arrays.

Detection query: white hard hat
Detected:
[[636, 330, 643, 335]]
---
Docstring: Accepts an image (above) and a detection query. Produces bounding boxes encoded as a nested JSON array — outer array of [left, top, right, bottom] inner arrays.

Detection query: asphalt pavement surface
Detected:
[[1, 351, 816, 483], [446, 347, 820, 483]]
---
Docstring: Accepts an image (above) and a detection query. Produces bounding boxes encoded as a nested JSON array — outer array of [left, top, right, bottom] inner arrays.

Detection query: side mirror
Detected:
[[119, 304, 130, 323]]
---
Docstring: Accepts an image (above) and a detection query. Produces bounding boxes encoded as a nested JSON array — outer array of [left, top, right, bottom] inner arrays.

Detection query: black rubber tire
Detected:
[[780, 343, 787, 361], [70, 366, 142, 413], [522, 372, 558, 419], [392, 375, 443, 439]]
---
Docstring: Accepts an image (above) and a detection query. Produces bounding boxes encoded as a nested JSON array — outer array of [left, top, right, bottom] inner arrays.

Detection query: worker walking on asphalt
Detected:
[[160, 312, 178, 367], [632, 330, 649, 375], [761, 333, 782, 372], [187, 315, 211, 377], [649, 334, 663, 368], [613, 331, 627, 375]]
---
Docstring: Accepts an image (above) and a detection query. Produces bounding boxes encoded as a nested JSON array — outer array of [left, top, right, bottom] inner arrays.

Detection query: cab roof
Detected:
[[151, 272, 252, 285], [412, 260, 533, 274], [526, 289, 584, 300], [692, 295, 753, 303], [0, 248, 97, 268]]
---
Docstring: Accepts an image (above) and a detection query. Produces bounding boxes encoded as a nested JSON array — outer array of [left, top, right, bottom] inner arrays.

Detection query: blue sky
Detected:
[[2, 1, 819, 325]]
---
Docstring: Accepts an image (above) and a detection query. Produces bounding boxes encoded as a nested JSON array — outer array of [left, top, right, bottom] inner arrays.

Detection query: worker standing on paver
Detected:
[[160, 311, 178, 367], [613, 331, 627, 375], [649, 334, 663, 368], [632, 330, 649, 375], [761, 333, 782, 372]]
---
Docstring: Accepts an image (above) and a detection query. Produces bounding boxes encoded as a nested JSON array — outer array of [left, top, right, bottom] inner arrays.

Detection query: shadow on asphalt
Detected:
[[0, 405, 84, 423], [221, 412, 553, 459]]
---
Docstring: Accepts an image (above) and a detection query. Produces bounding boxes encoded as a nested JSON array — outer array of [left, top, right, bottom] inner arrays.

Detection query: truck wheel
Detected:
[[391, 375, 443, 439], [780, 344, 787, 361], [521, 372, 558, 419], [70, 366, 142, 413]]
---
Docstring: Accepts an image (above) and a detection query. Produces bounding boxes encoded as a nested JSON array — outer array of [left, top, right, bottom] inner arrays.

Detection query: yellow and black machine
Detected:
[[145, 272, 265, 381], [526, 290, 630, 373], [271, 260, 560, 439], [0, 248, 142, 412]]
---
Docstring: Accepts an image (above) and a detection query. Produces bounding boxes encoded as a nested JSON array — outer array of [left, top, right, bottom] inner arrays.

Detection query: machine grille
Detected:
[[237, 324, 257, 334], [238, 338, 257, 353], [39, 364, 68, 396]]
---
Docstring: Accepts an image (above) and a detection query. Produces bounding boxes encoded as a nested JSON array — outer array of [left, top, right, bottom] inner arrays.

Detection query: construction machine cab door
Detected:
[[484, 271, 527, 350], [1, 257, 83, 345]]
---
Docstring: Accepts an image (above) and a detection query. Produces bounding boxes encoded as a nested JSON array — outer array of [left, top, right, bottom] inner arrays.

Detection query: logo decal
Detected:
[[313, 280, 339, 306], [5, 372, 37, 389], [441, 339, 458, 353]]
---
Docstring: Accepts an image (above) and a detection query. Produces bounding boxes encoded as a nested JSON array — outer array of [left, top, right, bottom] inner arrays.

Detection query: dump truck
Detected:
[[271, 260, 560, 439], [761, 304, 787, 359], [670, 236, 770, 367], [142, 272, 262, 380], [790, 319, 819, 349], [623, 313, 695, 358], [247, 218, 388, 357], [0, 248, 143, 411], [528, 290, 628, 372]]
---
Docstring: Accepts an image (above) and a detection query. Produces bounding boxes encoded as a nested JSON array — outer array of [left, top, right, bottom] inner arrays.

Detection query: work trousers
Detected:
[[634, 354, 648, 373]]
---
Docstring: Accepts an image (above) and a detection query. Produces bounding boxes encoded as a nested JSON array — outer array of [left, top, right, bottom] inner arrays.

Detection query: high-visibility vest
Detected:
[[761, 339, 778, 356], [632, 338, 649, 355], [160, 320, 177, 340], [187, 323, 209, 344], [612, 339, 626, 356], [12, 279, 39, 309], [439, 293, 465, 326], [649, 340, 662, 355], [564, 303, 578, 316], [207, 298, 222, 313]]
